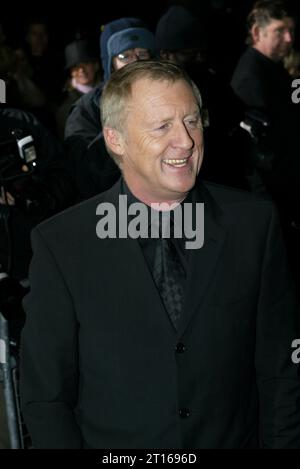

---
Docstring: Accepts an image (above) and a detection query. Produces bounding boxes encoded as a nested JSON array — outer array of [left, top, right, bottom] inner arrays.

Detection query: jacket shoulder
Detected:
[[203, 181, 273, 209], [64, 86, 102, 139], [75, 87, 101, 111], [34, 185, 114, 240]]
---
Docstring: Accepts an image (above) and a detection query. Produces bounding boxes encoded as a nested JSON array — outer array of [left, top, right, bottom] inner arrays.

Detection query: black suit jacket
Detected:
[[20, 179, 300, 448], [231, 47, 300, 205], [64, 86, 121, 200]]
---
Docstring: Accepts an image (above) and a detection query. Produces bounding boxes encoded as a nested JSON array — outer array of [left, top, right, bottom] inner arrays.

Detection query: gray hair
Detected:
[[246, 0, 295, 45]]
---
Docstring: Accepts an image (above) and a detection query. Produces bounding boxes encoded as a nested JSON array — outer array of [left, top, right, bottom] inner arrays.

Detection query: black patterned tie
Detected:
[[152, 233, 186, 329]]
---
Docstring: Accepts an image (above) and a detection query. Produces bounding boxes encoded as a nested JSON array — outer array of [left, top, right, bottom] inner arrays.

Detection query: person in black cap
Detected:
[[155, 5, 246, 191], [64, 18, 155, 200], [156, 5, 208, 69], [56, 40, 101, 140]]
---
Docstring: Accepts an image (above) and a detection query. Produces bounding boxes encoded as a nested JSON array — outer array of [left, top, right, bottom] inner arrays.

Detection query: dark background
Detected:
[[2, 0, 300, 79]]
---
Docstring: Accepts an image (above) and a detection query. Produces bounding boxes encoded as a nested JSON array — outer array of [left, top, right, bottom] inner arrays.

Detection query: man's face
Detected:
[[27, 23, 49, 56], [112, 48, 151, 71], [113, 78, 204, 204], [71, 62, 98, 86], [254, 17, 295, 62]]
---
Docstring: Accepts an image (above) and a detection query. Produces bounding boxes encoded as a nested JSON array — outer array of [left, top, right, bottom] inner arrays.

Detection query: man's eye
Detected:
[[157, 123, 170, 131], [186, 119, 199, 128]]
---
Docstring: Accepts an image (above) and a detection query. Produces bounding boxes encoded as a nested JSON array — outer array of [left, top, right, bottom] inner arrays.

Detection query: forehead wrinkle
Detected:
[[126, 78, 199, 127], [127, 92, 172, 127], [135, 95, 198, 125]]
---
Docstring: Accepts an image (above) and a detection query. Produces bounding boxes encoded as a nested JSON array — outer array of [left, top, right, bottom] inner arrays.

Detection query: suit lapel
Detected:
[[118, 237, 179, 333], [178, 184, 227, 336], [101, 180, 178, 333], [102, 180, 227, 337]]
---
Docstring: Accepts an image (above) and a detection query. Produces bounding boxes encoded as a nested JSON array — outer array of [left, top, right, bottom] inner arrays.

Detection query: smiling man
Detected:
[[102, 69, 204, 205], [20, 61, 300, 449]]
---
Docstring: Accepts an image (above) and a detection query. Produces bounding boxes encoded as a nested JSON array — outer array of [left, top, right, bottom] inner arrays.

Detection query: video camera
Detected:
[[0, 128, 37, 183], [0, 128, 51, 218]]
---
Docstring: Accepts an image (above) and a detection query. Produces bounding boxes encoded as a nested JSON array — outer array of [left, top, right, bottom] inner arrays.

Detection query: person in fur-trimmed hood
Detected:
[[64, 18, 155, 200]]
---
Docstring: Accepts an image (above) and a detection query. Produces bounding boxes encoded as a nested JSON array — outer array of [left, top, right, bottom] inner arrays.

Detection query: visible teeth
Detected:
[[163, 158, 188, 165]]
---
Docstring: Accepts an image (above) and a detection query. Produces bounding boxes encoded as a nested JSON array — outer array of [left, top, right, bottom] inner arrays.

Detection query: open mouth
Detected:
[[162, 157, 190, 168]]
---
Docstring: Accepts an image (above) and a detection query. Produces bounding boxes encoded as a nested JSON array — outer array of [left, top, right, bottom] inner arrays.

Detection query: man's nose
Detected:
[[284, 30, 294, 43], [173, 122, 194, 149]]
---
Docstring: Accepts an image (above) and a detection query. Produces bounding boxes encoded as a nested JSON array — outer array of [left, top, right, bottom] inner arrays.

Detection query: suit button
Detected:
[[175, 343, 186, 354], [179, 408, 190, 418]]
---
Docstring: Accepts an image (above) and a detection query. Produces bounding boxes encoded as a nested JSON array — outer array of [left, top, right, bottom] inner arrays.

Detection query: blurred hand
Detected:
[[0, 187, 15, 206]]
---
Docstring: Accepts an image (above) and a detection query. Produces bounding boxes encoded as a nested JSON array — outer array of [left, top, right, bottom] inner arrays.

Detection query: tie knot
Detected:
[[152, 211, 174, 239]]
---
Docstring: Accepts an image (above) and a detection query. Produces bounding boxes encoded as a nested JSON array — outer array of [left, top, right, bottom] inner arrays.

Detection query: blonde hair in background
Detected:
[[284, 48, 300, 77]]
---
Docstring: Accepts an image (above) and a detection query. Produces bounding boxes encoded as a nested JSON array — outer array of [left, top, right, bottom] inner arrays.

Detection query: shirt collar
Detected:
[[121, 178, 194, 239]]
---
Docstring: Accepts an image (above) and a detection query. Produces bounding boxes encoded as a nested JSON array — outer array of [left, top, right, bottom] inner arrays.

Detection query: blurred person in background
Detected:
[[231, 0, 300, 289], [284, 47, 300, 77], [56, 39, 101, 139], [64, 17, 155, 200], [155, 5, 246, 189], [13, 17, 64, 131]]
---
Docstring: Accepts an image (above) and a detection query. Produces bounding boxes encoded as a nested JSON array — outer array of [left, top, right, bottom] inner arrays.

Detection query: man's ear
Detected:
[[251, 23, 261, 44], [103, 127, 125, 157]]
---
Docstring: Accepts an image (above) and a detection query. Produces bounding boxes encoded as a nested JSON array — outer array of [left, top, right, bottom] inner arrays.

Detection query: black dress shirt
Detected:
[[121, 179, 190, 276]]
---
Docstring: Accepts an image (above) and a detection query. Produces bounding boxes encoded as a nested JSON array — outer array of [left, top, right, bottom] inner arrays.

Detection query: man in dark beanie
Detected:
[[155, 5, 245, 190], [155, 5, 208, 68]]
